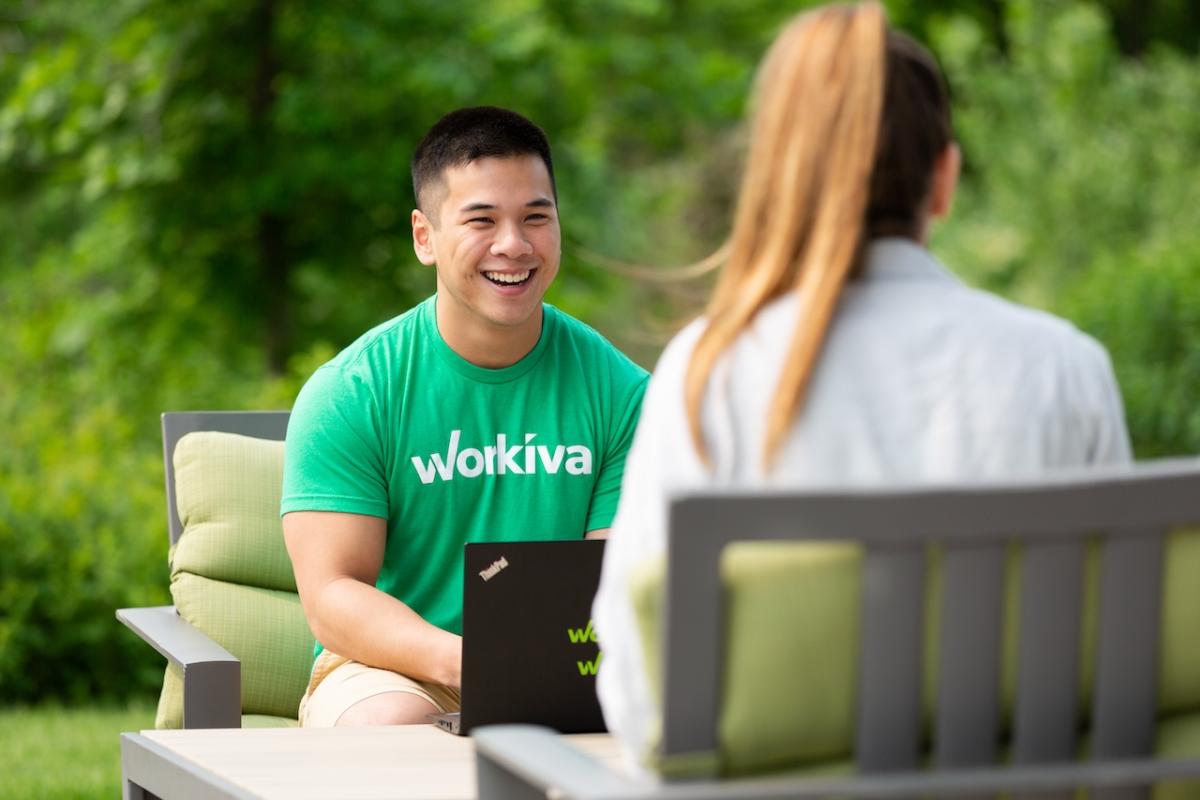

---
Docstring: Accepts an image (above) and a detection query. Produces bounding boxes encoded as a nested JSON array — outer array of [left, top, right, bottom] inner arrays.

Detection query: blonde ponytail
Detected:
[[685, 2, 888, 471]]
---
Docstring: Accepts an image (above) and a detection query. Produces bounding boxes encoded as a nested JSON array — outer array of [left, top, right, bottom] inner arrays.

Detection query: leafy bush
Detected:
[[1061, 237, 1200, 457], [930, 0, 1200, 457]]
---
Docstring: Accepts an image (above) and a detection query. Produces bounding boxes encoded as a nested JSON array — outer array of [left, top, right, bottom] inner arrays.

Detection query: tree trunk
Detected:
[[249, 0, 289, 376]]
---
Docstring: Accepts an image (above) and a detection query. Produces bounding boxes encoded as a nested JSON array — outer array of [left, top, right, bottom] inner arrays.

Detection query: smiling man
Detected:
[[280, 107, 648, 727]]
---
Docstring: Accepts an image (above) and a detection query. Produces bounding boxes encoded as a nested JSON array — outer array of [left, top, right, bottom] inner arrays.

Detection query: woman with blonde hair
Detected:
[[593, 1, 1130, 766]]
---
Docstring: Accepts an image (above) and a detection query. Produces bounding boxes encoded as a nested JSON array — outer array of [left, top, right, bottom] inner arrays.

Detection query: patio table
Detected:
[[120, 725, 623, 799]]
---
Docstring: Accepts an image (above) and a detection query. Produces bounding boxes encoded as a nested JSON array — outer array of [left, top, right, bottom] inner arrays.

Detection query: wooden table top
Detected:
[[135, 725, 625, 799]]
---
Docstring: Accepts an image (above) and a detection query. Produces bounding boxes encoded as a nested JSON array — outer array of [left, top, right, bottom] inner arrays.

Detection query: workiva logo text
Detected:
[[411, 430, 593, 485]]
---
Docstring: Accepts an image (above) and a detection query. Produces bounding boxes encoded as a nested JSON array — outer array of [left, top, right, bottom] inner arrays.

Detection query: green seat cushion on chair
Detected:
[[173, 574, 313, 719], [171, 432, 298, 593], [156, 431, 315, 729], [630, 528, 1200, 777], [631, 542, 861, 778], [156, 576, 313, 728], [928, 530, 1200, 725], [243, 714, 299, 728], [1155, 712, 1200, 800], [1162, 529, 1200, 713], [156, 664, 301, 729]]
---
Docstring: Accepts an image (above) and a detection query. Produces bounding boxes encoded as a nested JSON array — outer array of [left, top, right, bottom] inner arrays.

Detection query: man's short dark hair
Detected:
[[411, 106, 556, 220]]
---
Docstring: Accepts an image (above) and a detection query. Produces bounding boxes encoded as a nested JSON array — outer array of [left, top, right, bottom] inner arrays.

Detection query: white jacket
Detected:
[[592, 238, 1132, 772]]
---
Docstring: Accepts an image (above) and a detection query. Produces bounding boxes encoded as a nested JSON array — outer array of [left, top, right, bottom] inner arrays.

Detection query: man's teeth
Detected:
[[485, 270, 531, 284]]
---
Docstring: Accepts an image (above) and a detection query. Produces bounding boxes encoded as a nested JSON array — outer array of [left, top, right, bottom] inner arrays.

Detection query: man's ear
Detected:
[[411, 209, 438, 266], [928, 142, 961, 221]]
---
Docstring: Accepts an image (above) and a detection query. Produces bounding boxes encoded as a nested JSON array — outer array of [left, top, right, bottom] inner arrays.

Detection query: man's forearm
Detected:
[[310, 577, 462, 688]]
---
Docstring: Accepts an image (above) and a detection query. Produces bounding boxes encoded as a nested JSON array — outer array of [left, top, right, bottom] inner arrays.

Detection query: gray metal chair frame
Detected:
[[475, 459, 1200, 799], [116, 411, 290, 730]]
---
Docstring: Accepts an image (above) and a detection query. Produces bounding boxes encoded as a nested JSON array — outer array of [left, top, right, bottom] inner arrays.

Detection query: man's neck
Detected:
[[434, 297, 543, 369]]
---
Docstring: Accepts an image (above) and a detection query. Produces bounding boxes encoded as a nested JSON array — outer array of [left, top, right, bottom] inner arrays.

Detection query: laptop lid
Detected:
[[458, 539, 607, 735]]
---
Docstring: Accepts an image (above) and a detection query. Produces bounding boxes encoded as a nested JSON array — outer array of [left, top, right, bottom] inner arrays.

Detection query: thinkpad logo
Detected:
[[479, 557, 509, 582]]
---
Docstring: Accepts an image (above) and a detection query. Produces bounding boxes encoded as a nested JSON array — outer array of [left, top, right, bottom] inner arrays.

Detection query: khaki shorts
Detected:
[[297, 649, 462, 728]]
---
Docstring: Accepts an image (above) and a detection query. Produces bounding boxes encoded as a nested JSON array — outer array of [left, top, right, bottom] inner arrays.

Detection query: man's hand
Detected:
[[585, 528, 610, 540], [284, 510, 462, 687]]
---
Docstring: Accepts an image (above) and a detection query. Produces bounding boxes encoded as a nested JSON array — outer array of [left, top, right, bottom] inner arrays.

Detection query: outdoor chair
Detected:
[[475, 460, 1200, 799], [116, 411, 314, 729]]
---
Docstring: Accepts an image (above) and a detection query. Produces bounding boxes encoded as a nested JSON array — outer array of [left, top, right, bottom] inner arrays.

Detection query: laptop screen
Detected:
[[459, 539, 607, 734]]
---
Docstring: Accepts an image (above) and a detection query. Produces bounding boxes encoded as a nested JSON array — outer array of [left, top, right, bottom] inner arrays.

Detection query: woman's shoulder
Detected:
[[959, 286, 1109, 365], [651, 317, 709, 378]]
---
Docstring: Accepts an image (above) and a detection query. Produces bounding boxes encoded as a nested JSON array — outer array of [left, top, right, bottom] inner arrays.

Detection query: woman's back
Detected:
[[593, 237, 1130, 769], [674, 238, 1128, 487], [592, 1, 1131, 771]]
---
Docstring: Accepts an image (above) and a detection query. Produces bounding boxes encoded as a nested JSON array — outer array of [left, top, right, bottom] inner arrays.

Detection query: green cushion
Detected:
[[243, 714, 299, 728], [1156, 712, 1200, 800], [155, 664, 182, 729], [631, 528, 1200, 777], [156, 431, 315, 728], [632, 542, 860, 778], [155, 664, 301, 729], [171, 574, 313, 719], [172, 432, 297, 593], [1163, 531, 1200, 712]]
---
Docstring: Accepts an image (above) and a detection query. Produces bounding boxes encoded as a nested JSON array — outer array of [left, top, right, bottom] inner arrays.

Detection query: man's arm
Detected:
[[585, 528, 609, 540], [283, 510, 462, 688]]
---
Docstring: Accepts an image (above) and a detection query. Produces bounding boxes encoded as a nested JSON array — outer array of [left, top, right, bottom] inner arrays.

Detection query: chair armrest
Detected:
[[474, 725, 642, 799], [117, 605, 241, 729], [474, 726, 1200, 800]]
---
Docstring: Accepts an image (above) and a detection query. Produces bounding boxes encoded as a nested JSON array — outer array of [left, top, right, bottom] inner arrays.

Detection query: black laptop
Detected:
[[429, 539, 607, 736]]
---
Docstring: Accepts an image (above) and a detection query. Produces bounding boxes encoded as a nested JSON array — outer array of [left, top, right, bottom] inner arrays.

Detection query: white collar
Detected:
[[859, 237, 961, 285]]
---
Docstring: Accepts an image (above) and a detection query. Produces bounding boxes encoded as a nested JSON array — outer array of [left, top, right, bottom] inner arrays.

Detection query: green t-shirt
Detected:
[[281, 295, 648, 636]]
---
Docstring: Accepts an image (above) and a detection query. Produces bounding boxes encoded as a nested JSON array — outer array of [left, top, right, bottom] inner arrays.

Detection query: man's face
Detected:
[[412, 155, 560, 340]]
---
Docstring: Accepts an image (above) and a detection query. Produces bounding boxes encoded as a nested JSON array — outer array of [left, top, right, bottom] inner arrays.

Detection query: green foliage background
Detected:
[[1, 0, 1198, 703]]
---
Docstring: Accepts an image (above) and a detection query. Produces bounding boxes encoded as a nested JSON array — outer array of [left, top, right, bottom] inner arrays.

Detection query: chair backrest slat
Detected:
[[660, 501, 727, 759], [1012, 540, 1086, 764], [660, 462, 1200, 774], [934, 542, 1005, 768], [162, 411, 291, 546], [1092, 529, 1165, 760], [856, 544, 925, 772]]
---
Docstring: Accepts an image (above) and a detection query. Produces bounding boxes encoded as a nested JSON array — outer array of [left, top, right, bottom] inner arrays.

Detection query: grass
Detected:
[[0, 703, 156, 800]]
